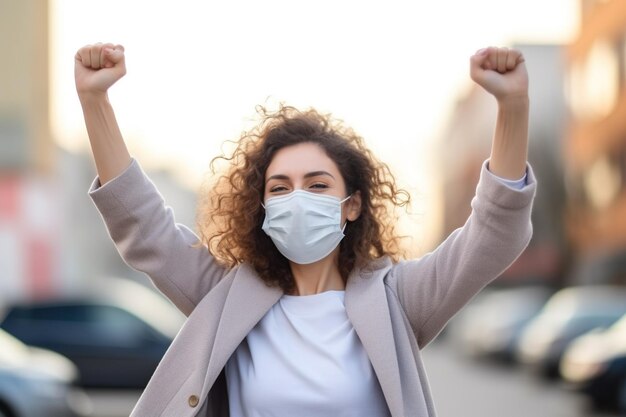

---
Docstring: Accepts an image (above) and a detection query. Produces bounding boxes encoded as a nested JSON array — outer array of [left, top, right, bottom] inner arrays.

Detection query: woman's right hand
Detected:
[[75, 43, 126, 96]]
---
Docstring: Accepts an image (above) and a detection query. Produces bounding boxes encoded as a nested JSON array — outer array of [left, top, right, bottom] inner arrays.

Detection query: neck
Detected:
[[288, 249, 345, 296]]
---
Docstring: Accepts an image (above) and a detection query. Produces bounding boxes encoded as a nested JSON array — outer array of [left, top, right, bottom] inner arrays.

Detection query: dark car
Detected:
[[515, 286, 626, 378], [0, 278, 185, 388], [448, 285, 553, 362], [560, 313, 626, 413], [0, 329, 91, 417]]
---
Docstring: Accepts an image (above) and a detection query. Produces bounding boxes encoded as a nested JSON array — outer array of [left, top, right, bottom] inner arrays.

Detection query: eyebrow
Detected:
[[265, 171, 335, 184]]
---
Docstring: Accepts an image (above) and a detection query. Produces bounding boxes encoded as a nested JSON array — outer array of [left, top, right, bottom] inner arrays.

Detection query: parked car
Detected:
[[560, 313, 626, 413], [515, 286, 626, 378], [0, 329, 91, 417], [0, 278, 185, 388], [448, 285, 553, 362]]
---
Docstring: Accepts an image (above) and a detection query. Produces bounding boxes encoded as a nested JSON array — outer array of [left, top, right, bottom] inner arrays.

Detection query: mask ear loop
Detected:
[[340, 193, 353, 230]]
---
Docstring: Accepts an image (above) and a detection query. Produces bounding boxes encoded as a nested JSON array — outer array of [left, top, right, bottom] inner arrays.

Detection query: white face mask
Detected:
[[262, 190, 352, 265]]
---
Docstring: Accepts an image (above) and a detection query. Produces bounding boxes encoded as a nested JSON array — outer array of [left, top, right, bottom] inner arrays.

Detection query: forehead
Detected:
[[265, 142, 342, 179]]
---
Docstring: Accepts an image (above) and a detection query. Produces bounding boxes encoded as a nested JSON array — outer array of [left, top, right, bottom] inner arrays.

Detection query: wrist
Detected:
[[78, 90, 110, 106], [496, 94, 529, 109]]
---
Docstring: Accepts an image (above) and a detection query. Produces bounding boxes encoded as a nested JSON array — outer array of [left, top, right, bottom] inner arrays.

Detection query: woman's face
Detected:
[[264, 142, 361, 222]]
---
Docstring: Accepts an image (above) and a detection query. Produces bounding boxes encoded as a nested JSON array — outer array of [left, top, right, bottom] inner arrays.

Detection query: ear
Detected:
[[346, 190, 362, 222]]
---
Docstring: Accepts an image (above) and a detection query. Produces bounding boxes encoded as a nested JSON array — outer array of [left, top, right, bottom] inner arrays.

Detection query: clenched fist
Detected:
[[470, 47, 528, 102], [75, 43, 126, 95]]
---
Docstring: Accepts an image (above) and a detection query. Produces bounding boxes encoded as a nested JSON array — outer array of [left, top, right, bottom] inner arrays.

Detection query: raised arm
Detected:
[[388, 47, 535, 348], [76, 43, 229, 315], [75, 43, 131, 184], [470, 46, 529, 179]]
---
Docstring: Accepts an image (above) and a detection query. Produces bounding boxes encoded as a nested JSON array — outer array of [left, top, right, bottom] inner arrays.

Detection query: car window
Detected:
[[3, 304, 159, 349], [92, 305, 147, 337], [564, 314, 622, 336]]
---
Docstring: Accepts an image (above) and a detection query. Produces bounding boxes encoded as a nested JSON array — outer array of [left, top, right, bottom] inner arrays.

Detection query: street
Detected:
[[421, 337, 618, 417], [86, 337, 619, 417]]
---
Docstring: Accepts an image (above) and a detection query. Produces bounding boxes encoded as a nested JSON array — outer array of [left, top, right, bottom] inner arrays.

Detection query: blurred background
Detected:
[[1, 0, 626, 416]]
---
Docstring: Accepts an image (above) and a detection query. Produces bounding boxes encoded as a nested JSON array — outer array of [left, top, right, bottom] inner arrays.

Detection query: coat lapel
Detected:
[[345, 258, 404, 417], [201, 263, 283, 398]]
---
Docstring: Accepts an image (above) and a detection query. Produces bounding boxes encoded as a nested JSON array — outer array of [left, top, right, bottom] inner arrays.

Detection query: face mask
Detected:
[[261, 190, 352, 265]]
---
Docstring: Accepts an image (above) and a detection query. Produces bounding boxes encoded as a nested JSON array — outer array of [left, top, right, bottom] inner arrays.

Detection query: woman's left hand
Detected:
[[469, 47, 528, 102]]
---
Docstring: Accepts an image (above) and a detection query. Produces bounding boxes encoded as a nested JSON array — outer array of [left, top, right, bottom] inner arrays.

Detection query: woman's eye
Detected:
[[269, 185, 288, 192], [309, 183, 328, 189]]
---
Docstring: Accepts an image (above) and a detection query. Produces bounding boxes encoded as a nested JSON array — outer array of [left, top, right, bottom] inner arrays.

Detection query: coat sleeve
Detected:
[[387, 159, 536, 349], [88, 158, 229, 316]]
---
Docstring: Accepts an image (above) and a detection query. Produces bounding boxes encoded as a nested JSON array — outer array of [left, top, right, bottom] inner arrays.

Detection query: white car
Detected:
[[515, 286, 626, 378], [0, 329, 91, 417]]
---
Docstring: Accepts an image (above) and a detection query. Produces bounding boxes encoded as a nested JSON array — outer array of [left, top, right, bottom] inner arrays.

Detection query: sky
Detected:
[[50, 0, 579, 250]]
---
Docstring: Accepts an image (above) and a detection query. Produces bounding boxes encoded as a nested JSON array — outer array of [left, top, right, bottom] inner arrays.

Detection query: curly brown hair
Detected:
[[197, 105, 410, 293]]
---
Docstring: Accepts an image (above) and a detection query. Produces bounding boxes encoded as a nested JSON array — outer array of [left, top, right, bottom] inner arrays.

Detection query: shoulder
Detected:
[[348, 256, 397, 289]]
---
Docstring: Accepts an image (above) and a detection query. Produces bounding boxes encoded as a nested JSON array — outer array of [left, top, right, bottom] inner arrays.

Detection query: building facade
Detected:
[[564, 0, 626, 284]]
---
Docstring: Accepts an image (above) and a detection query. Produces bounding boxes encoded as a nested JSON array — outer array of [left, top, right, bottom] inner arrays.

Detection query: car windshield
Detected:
[[543, 288, 626, 316]]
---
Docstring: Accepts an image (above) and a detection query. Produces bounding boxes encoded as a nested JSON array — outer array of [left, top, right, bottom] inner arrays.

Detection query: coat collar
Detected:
[[345, 257, 404, 417], [201, 258, 404, 417]]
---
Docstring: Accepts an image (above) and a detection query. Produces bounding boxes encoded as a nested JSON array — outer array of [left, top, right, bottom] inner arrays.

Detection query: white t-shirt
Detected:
[[225, 290, 391, 417]]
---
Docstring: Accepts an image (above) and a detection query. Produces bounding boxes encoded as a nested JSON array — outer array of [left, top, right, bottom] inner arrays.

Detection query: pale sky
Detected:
[[50, 0, 579, 250]]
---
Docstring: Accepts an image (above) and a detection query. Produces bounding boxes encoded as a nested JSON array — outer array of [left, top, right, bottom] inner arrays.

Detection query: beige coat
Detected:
[[89, 158, 536, 417]]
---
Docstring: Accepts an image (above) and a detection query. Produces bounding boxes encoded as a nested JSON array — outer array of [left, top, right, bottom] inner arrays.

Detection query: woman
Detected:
[[76, 43, 535, 417]]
